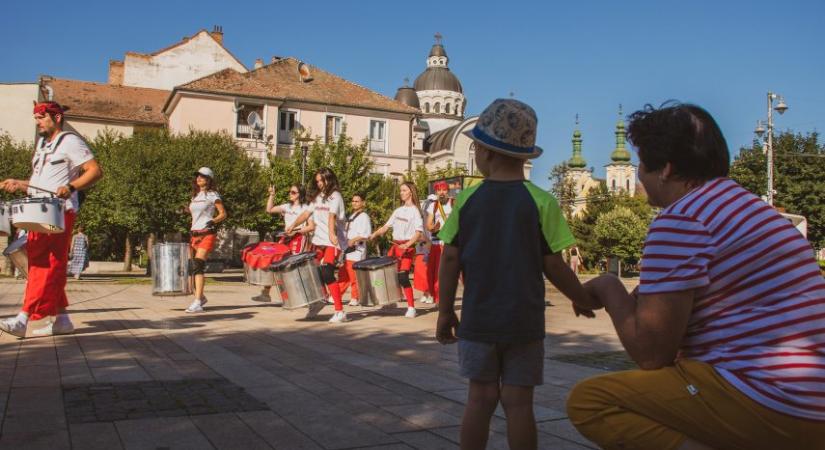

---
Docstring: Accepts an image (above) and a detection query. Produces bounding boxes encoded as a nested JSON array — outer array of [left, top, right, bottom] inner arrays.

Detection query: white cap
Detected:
[[194, 167, 215, 179], [427, 194, 437, 201]]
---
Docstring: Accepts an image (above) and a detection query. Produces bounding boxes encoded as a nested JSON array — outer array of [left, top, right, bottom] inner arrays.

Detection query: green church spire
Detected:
[[611, 104, 631, 163], [568, 114, 587, 168]]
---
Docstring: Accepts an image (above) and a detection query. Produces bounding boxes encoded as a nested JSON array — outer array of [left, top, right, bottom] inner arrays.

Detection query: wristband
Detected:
[[67, 184, 77, 193]]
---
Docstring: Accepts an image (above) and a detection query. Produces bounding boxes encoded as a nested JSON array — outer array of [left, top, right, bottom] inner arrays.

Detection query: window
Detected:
[[434, 102, 441, 113], [626, 179, 630, 191], [424, 103, 430, 113], [236, 104, 265, 139], [455, 100, 461, 115], [445, 103, 451, 114], [612, 179, 616, 191], [325, 115, 343, 143], [278, 110, 296, 144], [369, 120, 386, 153]]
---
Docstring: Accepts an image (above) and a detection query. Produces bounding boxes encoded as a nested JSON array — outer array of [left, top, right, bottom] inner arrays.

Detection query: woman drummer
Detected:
[[369, 181, 424, 318], [286, 168, 348, 323], [251, 184, 313, 303], [185, 167, 226, 313]]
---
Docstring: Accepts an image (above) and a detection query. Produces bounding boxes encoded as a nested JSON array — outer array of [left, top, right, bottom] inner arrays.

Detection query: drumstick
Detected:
[[26, 184, 58, 196]]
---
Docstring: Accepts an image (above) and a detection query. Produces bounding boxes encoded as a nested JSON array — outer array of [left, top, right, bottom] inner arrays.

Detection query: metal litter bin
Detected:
[[353, 256, 403, 306], [151, 243, 192, 296]]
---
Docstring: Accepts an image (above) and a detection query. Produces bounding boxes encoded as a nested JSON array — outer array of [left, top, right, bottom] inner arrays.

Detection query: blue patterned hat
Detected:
[[463, 99, 543, 159]]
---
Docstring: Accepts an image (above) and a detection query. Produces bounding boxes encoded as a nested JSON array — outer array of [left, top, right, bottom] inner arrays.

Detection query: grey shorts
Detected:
[[458, 339, 544, 386]]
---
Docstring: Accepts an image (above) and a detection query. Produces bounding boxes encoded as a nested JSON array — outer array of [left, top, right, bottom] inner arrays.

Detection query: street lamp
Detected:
[[295, 135, 314, 186], [754, 92, 788, 206]]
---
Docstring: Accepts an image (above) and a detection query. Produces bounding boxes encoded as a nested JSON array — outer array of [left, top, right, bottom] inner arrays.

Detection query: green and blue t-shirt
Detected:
[[439, 180, 575, 343]]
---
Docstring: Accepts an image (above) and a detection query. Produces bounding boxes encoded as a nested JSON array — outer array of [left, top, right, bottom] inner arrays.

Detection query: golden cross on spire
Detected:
[[403, 77, 410, 87], [575, 113, 580, 126], [434, 32, 443, 45]]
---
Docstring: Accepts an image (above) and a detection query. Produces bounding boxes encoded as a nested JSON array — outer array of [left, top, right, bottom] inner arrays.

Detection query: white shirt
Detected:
[[190, 191, 221, 230], [384, 205, 424, 242], [279, 202, 308, 229], [426, 200, 453, 243], [345, 211, 372, 261], [309, 191, 346, 248], [29, 132, 94, 211]]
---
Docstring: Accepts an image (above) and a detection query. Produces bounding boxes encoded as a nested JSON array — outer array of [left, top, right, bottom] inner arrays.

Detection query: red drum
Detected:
[[242, 241, 291, 286]]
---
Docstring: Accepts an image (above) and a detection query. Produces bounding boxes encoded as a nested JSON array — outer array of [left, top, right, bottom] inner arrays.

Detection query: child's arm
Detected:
[[436, 244, 461, 344], [543, 252, 602, 316]]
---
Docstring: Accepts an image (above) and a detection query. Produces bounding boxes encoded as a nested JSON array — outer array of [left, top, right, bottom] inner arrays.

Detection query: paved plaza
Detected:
[[0, 273, 632, 449]]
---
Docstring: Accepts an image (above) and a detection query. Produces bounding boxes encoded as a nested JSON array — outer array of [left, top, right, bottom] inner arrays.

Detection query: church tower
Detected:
[[566, 115, 597, 216], [412, 33, 466, 134], [605, 105, 637, 195]]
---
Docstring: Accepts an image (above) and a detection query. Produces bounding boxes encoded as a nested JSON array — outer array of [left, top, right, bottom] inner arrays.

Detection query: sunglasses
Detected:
[[288, 190, 299, 194]]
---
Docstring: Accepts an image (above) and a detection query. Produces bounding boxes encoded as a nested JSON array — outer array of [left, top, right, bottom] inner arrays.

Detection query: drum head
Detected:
[[353, 256, 396, 270]]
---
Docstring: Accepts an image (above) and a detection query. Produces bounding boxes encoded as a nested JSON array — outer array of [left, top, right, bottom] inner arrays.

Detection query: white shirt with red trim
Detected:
[[309, 191, 346, 248], [29, 132, 94, 211], [426, 200, 452, 244], [639, 177, 825, 421], [384, 205, 424, 242], [279, 202, 308, 229]]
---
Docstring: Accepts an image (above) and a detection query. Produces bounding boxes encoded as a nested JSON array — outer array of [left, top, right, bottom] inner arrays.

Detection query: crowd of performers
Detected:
[[172, 166, 457, 322]]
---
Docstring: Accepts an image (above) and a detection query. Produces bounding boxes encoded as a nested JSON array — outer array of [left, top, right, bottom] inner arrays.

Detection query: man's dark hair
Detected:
[[627, 102, 730, 181], [352, 192, 366, 202]]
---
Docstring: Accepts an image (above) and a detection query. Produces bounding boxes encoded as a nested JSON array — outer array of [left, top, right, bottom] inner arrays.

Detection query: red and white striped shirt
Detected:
[[640, 178, 825, 421]]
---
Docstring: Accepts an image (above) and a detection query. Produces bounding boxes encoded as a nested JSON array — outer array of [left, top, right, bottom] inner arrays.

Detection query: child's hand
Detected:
[[436, 311, 460, 344], [573, 304, 596, 318]]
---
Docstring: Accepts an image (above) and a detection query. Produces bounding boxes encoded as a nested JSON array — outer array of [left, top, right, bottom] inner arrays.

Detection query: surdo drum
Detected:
[[2, 235, 28, 279], [269, 252, 325, 310], [0, 202, 10, 237], [10, 197, 65, 234], [353, 256, 403, 306]]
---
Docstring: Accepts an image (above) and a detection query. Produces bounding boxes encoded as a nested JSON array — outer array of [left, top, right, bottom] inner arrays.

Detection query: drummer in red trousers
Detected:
[[369, 181, 425, 318], [423, 181, 452, 304], [0, 101, 102, 338]]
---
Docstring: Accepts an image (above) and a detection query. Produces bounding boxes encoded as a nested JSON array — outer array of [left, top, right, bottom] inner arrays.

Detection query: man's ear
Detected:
[[661, 162, 674, 181]]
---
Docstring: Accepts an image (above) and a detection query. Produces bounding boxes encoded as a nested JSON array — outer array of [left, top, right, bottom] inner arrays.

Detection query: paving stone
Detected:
[[115, 417, 215, 450], [380, 404, 462, 429], [236, 410, 322, 449], [190, 413, 273, 450], [392, 430, 460, 449], [0, 429, 70, 450], [284, 409, 398, 450], [69, 422, 124, 450], [537, 419, 598, 448]]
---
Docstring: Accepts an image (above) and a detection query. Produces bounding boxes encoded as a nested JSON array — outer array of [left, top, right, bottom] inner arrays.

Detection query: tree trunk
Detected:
[[146, 233, 156, 277], [123, 235, 132, 272]]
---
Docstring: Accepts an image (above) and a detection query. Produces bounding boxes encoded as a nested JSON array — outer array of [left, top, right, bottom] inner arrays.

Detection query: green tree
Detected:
[[730, 131, 825, 247], [0, 133, 34, 202], [569, 183, 653, 269], [593, 206, 647, 265], [549, 163, 576, 219], [406, 161, 469, 200]]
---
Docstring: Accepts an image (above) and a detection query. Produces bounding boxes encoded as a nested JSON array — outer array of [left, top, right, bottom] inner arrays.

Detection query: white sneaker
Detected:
[[0, 318, 27, 338], [305, 301, 324, 319], [324, 295, 335, 305], [405, 307, 417, 318], [32, 317, 75, 336], [272, 299, 284, 307], [251, 294, 272, 303], [348, 299, 360, 307], [185, 299, 205, 313], [421, 295, 434, 304], [328, 311, 348, 323]]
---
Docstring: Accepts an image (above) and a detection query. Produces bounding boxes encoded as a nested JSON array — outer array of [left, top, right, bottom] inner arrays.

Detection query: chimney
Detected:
[[210, 25, 224, 45], [108, 60, 124, 85], [254, 58, 264, 69]]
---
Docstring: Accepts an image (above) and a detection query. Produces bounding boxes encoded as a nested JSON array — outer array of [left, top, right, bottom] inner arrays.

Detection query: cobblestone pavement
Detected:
[[0, 275, 631, 449]]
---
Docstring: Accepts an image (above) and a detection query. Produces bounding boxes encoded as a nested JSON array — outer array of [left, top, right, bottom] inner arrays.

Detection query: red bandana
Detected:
[[433, 181, 449, 191], [33, 102, 66, 116]]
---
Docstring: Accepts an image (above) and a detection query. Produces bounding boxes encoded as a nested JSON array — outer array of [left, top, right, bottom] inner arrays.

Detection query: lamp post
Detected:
[[754, 92, 788, 206], [295, 135, 314, 186]]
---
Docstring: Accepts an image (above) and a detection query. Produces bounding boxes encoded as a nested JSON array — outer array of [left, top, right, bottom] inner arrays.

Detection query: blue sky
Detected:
[[2, 0, 823, 189]]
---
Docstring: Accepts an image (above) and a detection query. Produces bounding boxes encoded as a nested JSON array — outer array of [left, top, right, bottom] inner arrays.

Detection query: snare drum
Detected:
[[2, 235, 28, 279], [10, 197, 65, 234], [242, 241, 291, 286], [270, 252, 325, 310], [353, 256, 403, 306], [0, 202, 10, 237], [151, 243, 192, 296]]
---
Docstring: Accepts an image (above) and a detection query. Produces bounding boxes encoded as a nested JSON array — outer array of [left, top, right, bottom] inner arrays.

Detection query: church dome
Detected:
[[414, 68, 463, 93], [394, 86, 420, 108]]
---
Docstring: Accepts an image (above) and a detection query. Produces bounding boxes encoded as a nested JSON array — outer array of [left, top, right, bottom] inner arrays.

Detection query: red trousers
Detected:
[[389, 243, 415, 307], [314, 245, 343, 311], [337, 260, 360, 300], [23, 211, 75, 321], [413, 253, 429, 292], [427, 243, 442, 302]]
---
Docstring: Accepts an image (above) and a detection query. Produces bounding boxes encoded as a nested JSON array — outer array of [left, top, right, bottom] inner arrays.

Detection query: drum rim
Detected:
[[11, 197, 65, 204], [353, 256, 397, 269]]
